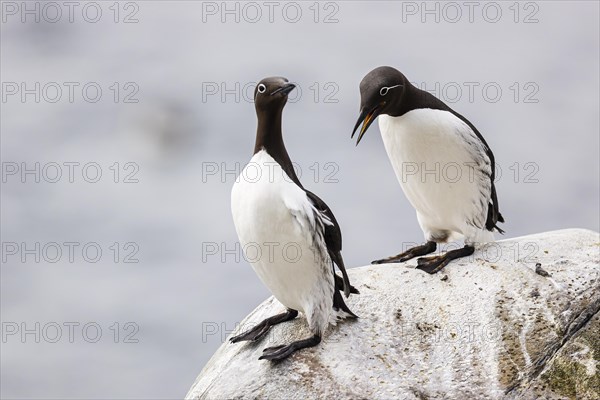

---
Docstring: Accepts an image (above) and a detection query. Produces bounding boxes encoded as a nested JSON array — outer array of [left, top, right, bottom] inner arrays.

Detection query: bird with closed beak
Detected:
[[352, 66, 504, 274], [230, 77, 358, 361]]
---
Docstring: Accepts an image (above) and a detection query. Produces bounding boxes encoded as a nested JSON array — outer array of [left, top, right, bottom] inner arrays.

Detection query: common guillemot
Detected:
[[230, 77, 358, 361], [352, 66, 504, 274]]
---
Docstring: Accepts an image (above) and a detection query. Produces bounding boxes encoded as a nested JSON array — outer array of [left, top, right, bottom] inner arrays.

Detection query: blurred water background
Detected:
[[1, 1, 599, 398]]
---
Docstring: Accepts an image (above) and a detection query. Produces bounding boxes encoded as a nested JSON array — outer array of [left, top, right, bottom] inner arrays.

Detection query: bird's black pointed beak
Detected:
[[270, 83, 296, 97], [351, 105, 381, 146]]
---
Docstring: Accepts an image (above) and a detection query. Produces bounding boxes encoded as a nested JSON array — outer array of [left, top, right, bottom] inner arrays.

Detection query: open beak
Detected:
[[270, 83, 296, 97], [351, 105, 381, 145]]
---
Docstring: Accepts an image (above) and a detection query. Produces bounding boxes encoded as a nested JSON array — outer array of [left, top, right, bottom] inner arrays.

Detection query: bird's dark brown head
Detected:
[[254, 77, 296, 114], [352, 66, 407, 145], [252, 77, 297, 158]]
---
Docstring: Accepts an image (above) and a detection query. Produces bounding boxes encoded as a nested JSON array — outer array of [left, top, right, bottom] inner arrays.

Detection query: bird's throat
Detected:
[[253, 108, 301, 187]]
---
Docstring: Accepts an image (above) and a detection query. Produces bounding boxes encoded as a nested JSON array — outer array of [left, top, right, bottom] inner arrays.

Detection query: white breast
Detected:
[[379, 109, 493, 244], [231, 150, 334, 333]]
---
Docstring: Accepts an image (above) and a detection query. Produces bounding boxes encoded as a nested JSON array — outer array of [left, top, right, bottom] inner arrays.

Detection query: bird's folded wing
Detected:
[[305, 191, 352, 298], [450, 110, 504, 232], [281, 187, 352, 298], [454, 120, 494, 230]]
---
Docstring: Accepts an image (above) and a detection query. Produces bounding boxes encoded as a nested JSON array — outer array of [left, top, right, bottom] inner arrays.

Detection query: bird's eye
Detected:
[[257, 84, 266, 93], [380, 87, 389, 96]]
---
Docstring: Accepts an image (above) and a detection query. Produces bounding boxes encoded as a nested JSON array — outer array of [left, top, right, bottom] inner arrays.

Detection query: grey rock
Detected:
[[186, 229, 600, 400]]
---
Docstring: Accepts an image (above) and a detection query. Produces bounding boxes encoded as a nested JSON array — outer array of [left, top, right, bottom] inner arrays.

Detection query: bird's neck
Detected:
[[389, 81, 450, 117], [254, 108, 302, 187]]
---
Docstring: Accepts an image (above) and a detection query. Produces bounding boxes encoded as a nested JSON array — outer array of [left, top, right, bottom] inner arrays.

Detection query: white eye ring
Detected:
[[380, 84, 402, 97], [257, 84, 266, 93]]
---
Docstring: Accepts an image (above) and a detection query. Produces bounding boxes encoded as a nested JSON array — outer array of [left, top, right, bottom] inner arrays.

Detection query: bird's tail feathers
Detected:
[[332, 290, 358, 322], [486, 203, 505, 234]]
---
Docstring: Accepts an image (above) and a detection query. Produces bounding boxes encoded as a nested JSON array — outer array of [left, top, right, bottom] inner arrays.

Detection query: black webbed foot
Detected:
[[372, 241, 437, 265], [230, 323, 271, 343], [259, 334, 321, 361], [416, 245, 474, 274], [230, 309, 298, 344]]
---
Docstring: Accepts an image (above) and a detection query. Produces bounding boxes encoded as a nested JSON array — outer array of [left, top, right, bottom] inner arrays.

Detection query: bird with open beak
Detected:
[[352, 66, 504, 274]]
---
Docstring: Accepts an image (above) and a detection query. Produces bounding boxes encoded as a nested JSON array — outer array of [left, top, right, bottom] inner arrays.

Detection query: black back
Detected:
[[400, 82, 505, 232]]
